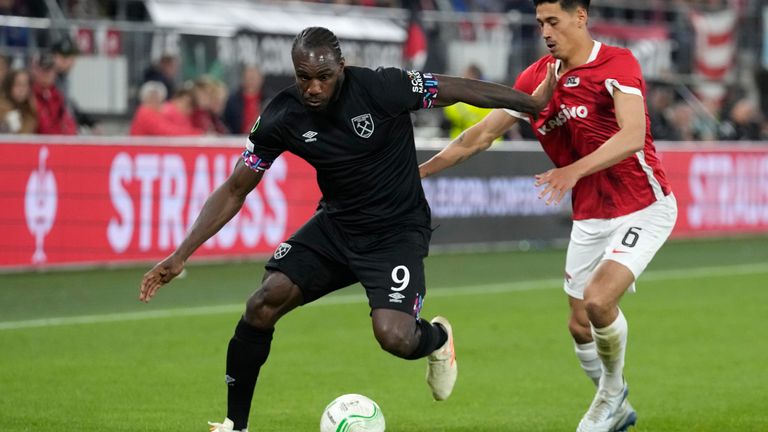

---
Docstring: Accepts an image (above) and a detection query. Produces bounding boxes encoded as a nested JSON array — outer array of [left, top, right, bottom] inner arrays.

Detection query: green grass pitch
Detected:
[[1, 236, 767, 431]]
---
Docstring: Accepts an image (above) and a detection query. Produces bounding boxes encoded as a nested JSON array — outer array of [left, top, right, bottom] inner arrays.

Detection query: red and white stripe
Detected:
[[690, 8, 738, 102]]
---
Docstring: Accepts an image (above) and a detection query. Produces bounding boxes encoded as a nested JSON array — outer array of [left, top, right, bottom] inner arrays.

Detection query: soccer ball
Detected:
[[320, 393, 385, 432]]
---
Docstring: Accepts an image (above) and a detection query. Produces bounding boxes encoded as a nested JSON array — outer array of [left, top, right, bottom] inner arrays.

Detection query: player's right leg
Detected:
[[211, 271, 303, 432], [564, 219, 612, 386], [212, 211, 357, 431]]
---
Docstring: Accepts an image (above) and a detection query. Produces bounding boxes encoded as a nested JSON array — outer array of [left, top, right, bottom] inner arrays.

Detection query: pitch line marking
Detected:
[[1, 262, 766, 331]]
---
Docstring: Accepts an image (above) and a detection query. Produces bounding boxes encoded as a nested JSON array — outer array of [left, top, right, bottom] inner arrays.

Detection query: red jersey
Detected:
[[33, 83, 77, 135], [508, 42, 671, 220], [129, 105, 204, 136]]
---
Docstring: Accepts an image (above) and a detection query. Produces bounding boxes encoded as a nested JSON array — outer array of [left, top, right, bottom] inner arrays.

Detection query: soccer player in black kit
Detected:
[[140, 27, 554, 432]]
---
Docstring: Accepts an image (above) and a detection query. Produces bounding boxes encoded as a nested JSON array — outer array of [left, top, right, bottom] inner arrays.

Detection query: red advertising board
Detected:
[[1, 139, 320, 269], [2, 139, 766, 270], [662, 147, 768, 238]]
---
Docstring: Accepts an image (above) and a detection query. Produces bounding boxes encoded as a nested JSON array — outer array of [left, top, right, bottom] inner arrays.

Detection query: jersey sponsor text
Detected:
[[538, 104, 589, 136]]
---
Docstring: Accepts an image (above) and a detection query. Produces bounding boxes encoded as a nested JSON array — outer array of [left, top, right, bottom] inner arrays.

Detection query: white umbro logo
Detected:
[[564, 76, 580, 87], [302, 131, 318, 142], [389, 292, 405, 303]]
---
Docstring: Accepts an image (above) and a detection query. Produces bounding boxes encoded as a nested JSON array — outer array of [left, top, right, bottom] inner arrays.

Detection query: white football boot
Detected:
[[426, 316, 457, 401], [576, 381, 631, 432], [208, 418, 248, 432], [612, 399, 637, 432]]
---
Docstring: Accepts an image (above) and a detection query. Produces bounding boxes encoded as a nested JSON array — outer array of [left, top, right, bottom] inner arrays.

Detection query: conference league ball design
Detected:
[[320, 394, 385, 432]]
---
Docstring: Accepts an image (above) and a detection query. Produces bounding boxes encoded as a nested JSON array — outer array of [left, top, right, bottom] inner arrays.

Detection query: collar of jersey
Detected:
[[555, 40, 602, 79]]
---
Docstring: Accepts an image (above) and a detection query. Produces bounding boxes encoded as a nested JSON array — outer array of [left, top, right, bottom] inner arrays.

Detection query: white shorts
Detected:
[[563, 194, 678, 300]]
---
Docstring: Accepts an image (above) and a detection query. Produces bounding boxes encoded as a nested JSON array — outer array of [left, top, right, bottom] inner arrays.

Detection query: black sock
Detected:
[[404, 319, 448, 360], [226, 318, 274, 430]]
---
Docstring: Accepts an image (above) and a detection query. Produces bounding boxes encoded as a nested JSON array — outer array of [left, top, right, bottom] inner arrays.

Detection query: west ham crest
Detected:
[[273, 242, 292, 260], [351, 113, 374, 138]]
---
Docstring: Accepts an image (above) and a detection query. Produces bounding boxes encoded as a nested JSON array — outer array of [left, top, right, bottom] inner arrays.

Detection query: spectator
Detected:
[[718, 98, 762, 140], [664, 101, 718, 142], [143, 54, 179, 100], [0, 69, 37, 133], [32, 55, 77, 135], [190, 77, 228, 134], [0, 55, 9, 84], [223, 65, 265, 134], [0, 0, 29, 15], [157, 85, 204, 136], [442, 64, 493, 138], [51, 37, 79, 97], [130, 81, 166, 134], [647, 86, 678, 140], [666, 103, 696, 141], [51, 37, 100, 133], [210, 79, 230, 134]]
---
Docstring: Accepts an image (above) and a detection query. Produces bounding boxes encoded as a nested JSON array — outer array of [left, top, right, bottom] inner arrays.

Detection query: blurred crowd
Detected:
[[0, 39, 269, 137], [645, 84, 767, 142], [438, 65, 768, 142], [2, 41, 766, 142], [129, 54, 266, 137], [3, 0, 739, 18], [300, 0, 735, 13], [0, 0, 765, 141]]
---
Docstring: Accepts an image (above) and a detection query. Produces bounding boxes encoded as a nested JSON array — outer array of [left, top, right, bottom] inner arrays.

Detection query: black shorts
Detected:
[[265, 209, 430, 317]]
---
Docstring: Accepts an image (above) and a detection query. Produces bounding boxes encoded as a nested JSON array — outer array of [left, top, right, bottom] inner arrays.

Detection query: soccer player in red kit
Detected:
[[420, 1, 677, 431]]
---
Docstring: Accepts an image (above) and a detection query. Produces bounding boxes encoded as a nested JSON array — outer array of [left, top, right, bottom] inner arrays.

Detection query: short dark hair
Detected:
[[532, 0, 590, 11], [292, 27, 343, 62], [51, 37, 79, 56]]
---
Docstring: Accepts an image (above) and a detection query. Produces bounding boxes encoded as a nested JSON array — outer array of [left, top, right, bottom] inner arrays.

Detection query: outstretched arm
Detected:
[[420, 109, 519, 178], [139, 161, 264, 302], [433, 63, 555, 117]]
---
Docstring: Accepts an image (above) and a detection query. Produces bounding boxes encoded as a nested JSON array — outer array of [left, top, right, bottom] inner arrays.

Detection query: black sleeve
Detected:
[[243, 102, 285, 171], [367, 67, 439, 116]]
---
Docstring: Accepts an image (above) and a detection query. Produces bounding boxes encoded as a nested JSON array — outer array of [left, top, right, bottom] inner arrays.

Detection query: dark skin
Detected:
[[140, 45, 555, 358]]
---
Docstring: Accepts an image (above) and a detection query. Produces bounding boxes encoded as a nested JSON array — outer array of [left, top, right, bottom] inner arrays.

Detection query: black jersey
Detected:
[[245, 66, 438, 235]]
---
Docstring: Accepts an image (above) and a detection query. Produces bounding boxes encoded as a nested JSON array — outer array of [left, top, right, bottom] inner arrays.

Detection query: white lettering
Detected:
[[422, 176, 562, 218], [135, 154, 160, 251], [158, 155, 187, 249], [241, 181, 264, 248], [188, 155, 213, 249], [538, 105, 588, 136], [213, 155, 238, 249], [107, 153, 134, 253], [107, 152, 290, 253], [688, 154, 768, 228]]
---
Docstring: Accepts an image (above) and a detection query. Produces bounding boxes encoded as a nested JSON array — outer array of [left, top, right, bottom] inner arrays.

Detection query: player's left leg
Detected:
[[576, 261, 635, 432], [351, 227, 456, 401], [370, 309, 455, 401], [578, 194, 677, 432]]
